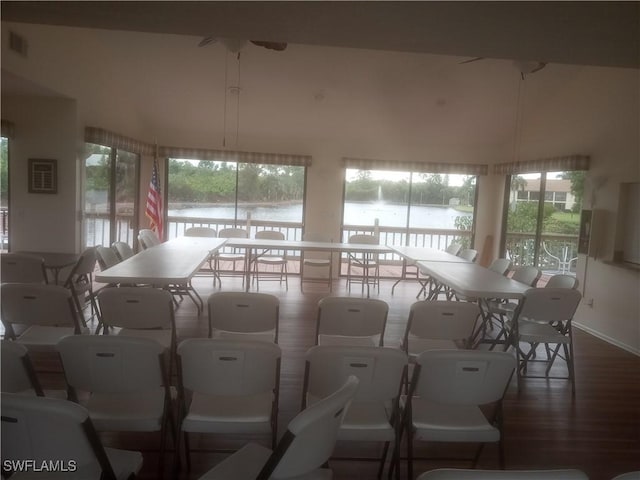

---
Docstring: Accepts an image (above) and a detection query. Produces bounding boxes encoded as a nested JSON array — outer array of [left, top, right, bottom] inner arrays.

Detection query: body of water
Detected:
[[169, 202, 471, 229]]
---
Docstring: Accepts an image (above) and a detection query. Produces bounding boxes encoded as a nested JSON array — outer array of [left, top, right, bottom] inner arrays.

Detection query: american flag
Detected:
[[145, 158, 164, 241]]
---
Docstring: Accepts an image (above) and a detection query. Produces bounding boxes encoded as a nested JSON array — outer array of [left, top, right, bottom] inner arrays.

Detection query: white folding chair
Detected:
[[196, 375, 359, 480], [1, 340, 45, 396], [111, 241, 134, 261], [445, 243, 462, 256], [316, 296, 388, 347], [0, 283, 87, 350], [416, 468, 589, 480], [303, 345, 407, 479], [208, 291, 279, 343], [1, 252, 47, 283], [185, 227, 219, 284], [403, 301, 479, 356], [59, 247, 101, 328], [1, 392, 143, 480], [96, 245, 121, 270], [176, 338, 282, 471], [489, 258, 512, 276], [97, 286, 177, 371], [301, 232, 333, 293], [253, 230, 289, 290], [215, 227, 249, 287], [545, 273, 579, 289], [346, 233, 380, 295], [138, 228, 161, 250], [56, 334, 173, 478], [507, 287, 582, 394], [399, 350, 516, 478], [457, 248, 478, 262]]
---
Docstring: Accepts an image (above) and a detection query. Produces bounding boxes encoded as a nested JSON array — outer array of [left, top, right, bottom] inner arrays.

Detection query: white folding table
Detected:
[[415, 260, 531, 346], [224, 238, 393, 297], [95, 236, 227, 314]]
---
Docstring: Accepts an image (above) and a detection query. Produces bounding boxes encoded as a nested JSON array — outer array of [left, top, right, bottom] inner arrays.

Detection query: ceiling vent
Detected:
[[9, 31, 28, 57]]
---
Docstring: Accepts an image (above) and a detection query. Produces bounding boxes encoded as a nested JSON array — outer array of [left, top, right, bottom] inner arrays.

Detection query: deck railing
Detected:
[[80, 213, 578, 276]]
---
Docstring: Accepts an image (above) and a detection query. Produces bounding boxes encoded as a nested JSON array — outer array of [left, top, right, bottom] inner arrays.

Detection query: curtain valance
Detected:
[[159, 146, 311, 167], [342, 157, 488, 176], [84, 127, 155, 155], [1, 119, 15, 139], [493, 155, 590, 175]]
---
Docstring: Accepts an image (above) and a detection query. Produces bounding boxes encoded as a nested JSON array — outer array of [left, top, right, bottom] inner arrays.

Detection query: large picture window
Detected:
[[503, 170, 584, 275], [342, 168, 477, 275], [83, 143, 139, 249], [167, 159, 306, 240]]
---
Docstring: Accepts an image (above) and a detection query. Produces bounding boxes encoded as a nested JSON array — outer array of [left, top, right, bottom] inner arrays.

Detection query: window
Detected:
[[83, 144, 139, 249], [342, 168, 477, 275], [1, 136, 8, 251], [167, 159, 306, 240], [503, 171, 583, 275]]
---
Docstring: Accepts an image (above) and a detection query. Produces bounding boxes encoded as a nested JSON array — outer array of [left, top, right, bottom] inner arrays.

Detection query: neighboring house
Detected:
[[513, 178, 575, 211]]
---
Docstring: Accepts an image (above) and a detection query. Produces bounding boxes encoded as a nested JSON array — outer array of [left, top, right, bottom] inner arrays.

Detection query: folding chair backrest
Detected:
[[457, 248, 478, 262], [138, 229, 161, 249], [264, 375, 359, 479], [111, 241, 134, 261], [208, 292, 279, 341], [512, 265, 541, 287], [256, 230, 285, 241], [185, 227, 217, 237], [406, 301, 479, 342], [516, 288, 582, 324], [349, 234, 378, 245], [489, 258, 512, 276], [0, 283, 79, 331], [1, 393, 118, 478], [98, 286, 174, 330], [1, 340, 43, 395], [317, 297, 388, 341], [305, 345, 406, 403], [1, 253, 46, 283], [445, 243, 462, 256], [177, 338, 281, 396], [413, 350, 515, 406], [96, 246, 120, 270], [545, 274, 579, 289], [218, 227, 248, 239], [416, 468, 589, 480], [57, 335, 165, 394], [67, 247, 98, 279]]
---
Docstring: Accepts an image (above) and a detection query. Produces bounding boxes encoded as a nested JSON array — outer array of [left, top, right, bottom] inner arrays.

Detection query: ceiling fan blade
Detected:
[[250, 40, 287, 51], [198, 36, 217, 48], [459, 57, 484, 64]]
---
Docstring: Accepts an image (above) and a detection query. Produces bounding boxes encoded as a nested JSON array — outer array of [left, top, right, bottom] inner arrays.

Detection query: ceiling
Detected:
[[2, 1, 639, 69]]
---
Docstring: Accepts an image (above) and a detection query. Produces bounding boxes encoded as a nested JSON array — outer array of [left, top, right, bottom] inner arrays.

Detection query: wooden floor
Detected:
[[33, 274, 640, 480]]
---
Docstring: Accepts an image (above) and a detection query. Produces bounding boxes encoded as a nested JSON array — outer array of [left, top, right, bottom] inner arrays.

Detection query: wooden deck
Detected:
[[24, 274, 640, 479]]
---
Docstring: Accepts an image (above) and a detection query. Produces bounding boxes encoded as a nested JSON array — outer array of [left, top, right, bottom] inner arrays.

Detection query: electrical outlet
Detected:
[[587, 298, 594, 308]]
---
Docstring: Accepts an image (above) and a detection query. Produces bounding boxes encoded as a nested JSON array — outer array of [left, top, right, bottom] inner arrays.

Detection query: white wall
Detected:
[[1, 94, 80, 253]]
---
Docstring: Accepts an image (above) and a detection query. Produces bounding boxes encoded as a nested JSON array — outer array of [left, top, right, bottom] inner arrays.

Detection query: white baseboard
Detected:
[[574, 322, 640, 356]]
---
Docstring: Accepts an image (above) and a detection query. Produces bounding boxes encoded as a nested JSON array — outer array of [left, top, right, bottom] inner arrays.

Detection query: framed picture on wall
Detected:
[[28, 158, 57, 194]]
